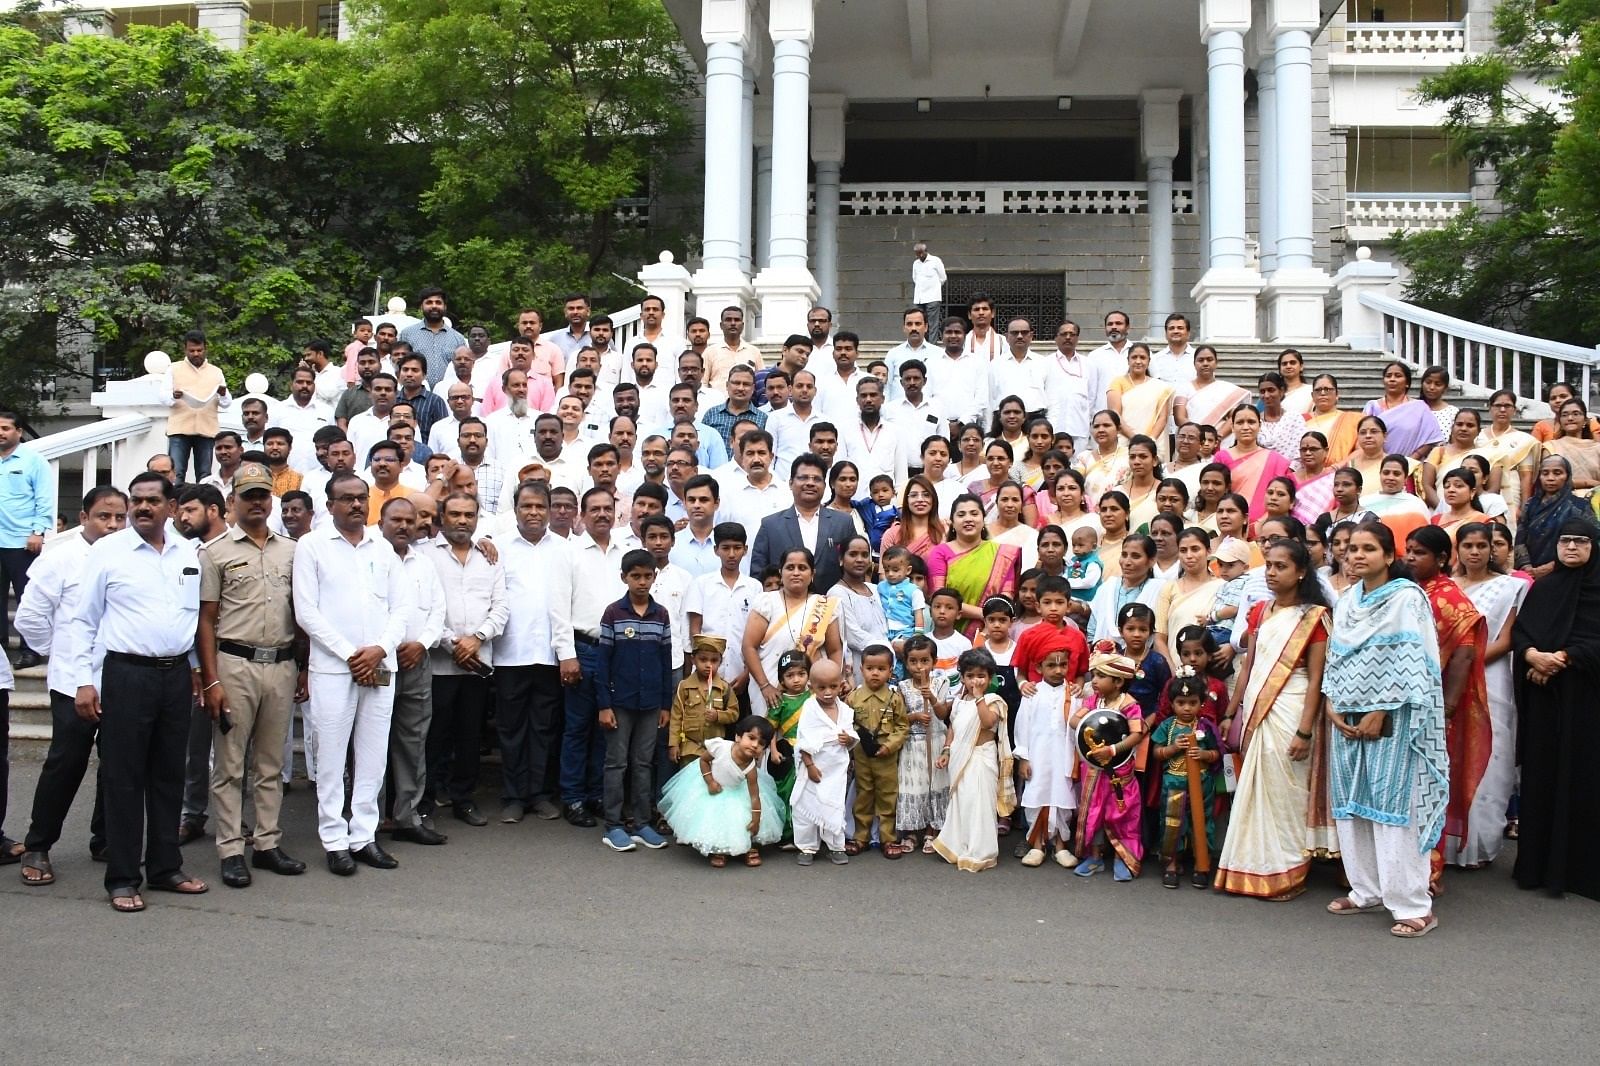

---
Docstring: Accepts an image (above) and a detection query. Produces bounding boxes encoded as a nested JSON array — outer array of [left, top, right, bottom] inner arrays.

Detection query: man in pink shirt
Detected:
[[480, 336, 556, 415]]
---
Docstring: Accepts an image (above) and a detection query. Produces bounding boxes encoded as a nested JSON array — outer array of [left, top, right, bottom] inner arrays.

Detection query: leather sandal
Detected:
[[147, 871, 208, 894], [844, 840, 862, 856], [882, 842, 903, 859], [19, 852, 53, 886], [109, 889, 145, 913], [744, 850, 762, 867]]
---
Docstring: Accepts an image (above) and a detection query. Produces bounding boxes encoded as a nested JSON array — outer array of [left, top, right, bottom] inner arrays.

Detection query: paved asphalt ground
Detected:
[[2, 743, 1596, 1065]]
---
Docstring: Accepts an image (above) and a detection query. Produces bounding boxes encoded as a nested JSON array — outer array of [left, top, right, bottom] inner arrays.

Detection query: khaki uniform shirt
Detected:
[[200, 526, 298, 647], [668, 675, 739, 761], [847, 684, 910, 760]]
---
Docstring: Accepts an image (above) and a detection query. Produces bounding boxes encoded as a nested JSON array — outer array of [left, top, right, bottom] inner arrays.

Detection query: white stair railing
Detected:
[[25, 413, 155, 524], [1360, 291, 1600, 410]]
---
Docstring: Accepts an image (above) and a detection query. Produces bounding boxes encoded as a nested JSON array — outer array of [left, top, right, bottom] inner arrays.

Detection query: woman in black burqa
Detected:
[[1511, 516, 1600, 900]]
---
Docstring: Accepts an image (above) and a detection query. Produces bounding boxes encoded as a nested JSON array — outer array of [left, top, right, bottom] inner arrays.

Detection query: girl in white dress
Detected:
[[932, 649, 1017, 872]]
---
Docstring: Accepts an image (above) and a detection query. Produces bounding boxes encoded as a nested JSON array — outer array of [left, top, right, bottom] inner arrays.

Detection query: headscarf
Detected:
[[1514, 517, 1600, 658], [1516, 455, 1590, 566]]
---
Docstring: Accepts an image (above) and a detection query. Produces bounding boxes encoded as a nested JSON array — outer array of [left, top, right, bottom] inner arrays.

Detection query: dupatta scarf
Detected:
[[1516, 455, 1589, 567], [1362, 398, 1446, 456], [1421, 575, 1492, 861]]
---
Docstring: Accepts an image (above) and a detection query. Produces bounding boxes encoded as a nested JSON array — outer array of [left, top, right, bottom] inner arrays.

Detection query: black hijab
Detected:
[[1515, 517, 1600, 665]]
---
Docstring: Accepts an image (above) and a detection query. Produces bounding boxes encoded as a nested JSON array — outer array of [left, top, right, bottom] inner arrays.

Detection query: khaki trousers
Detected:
[[851, 753, 901, 846], [210, 656, 297, 859]]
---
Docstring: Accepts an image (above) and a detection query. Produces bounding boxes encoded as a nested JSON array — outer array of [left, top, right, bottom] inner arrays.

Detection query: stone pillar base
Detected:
[[689, 266, 755, 330], [638, 251, 694, 344], [1264, 268, 1333, 344], [1191, 267, 1264, 343], [751, 265, 820, 343], [1332, 249, 1401, 350]]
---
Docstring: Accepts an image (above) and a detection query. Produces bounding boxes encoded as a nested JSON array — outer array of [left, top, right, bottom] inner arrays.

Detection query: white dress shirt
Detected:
[[485, 408, 540, 467], [1042, 349, 1105, 442], [963, 327, 1004, 361], [1149, 346, 1196, 390], [911, 254, 946, 303], [13, 530, 96, 694], [883, 340, 935, 402], [62, 524, 201, 689], [568, 532, 626, 638], [885, 396, 943, 440], [669, 525, 718, 578], [652, 562, 693, 664], [990, 351, 1048, 412], [815, 369, 869, 426], [292, 524, 410, 673], [634, 378, 673, 431], [720, 476, 790, 536], [843, 419, 909, 489], [394, 546, 446, 649], [314, 362, 345, 407], [1088, 342, 1131, 401], [427, 415, 475, 460], [432, 374, 483, 413], [345, 410, 391, 466], [685, 570, 762, 683], [425, 538, 510, 674], [926, 351, 991, 427], [270, 397, 333, 474], [767, 405, 825, 478], [494, 529, 575, 665]]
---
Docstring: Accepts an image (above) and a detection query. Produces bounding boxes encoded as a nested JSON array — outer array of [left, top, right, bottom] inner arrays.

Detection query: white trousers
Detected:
[[793, 811, 844, 855], [281, 702, 316, 783], [1025, 805, 1076, 844], [307, 673, 394, 852], [1336, 816, 1432, 921]]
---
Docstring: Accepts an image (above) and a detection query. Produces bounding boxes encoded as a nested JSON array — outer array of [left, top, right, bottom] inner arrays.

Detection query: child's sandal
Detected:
[[709, 854, 727, 868], [844, 841, 862, 856], [921, 836, 936, 855], [744, 850, 762, 867]]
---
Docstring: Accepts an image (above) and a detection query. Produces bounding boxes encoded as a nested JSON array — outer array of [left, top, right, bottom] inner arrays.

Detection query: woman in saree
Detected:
[[951, 422, 988, 484], [825, 461, 868, 537], [1516, 454, 1591, 578], [1453, 523, 1525, 868], [1188, 462, 1231, 535], [988, 395, 1030, 457], [969, 439, 1038, 526], [879, 474, 947, 556], [1429, 467, 1488, 542], [986, 481, 1039, 574], [1325, 466, 1367, 529], [1418, 365, 1460, 442], [1107, 343, 1176, 444], [1072, 409, 1130, 507], [1425, 409, 1489, 508], [1122, 435, 1164, 531], [1256, 372, 1308, 462], [927, 494, 1021, 638], [1263, 477, 1297, 526], [1324, 522, 1448, 938], [1149, 478, 1190, 532], [1181, 345, 1249, 439], [742, 547, 845, 717], [827, 534, 890, 684], [1404, 525, 1493, 893], [1541, 398, 1600, 493], [1512, 517, 1600, 901], [1015, 418, 1057, 489], [1147, 512, 1184, 581], [1363, 361, 1445, 460], [1350, 414, 1434, 508], [1040, 468, 1102, 540], [1303, 373, 1362, 463], [1364, 454, 1432, 548], [1530, 380, 1600, 442], [1155, 526, 1223, 663], [1215, 539, 1334, 900], [1095, 491, 1132, 582], [1087, 533, 1167, 642], [1277, 348, 1314, 417], [1292, 431, 1336, 525], [1480, 389, 1537, 527], [1217, 404, 1292, 521]]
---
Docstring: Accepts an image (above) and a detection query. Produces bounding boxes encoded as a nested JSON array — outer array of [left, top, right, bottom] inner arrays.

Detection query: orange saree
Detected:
[[1422, 575, 1492, 884]]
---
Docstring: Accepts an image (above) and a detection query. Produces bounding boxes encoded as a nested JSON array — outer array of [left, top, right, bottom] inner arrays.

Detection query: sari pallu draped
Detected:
[[1304, 409, 1361, 464], [1291, 468, 1335, 526], [1073, 693, 1145, 875], [1478, 427, 1537, 529], [932, 694, 1017, 872], [931, 540, 1020, 639], [1362, 398, 1445, 456], [1111, 376, 1176, 440], [749, 592, 839, 717], [1542, 437, 1600, 496], [1072, 448, 1129, 509], [1214, 603, 1338, 898], [1421, 576, 1492, 870], [1186, 379, 1250, 431], [1217, 447, 1292, 521]]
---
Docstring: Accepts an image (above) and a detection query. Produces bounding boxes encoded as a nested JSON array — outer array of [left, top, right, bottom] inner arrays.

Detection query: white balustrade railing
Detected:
[[26, 412, 154, 521], [1362, 291, 1600, 411], [829, 181, 1195, 217], [609, 303, 643, 352], [1346, 193, 1470, 238], [1344, 21, 1467, 55]]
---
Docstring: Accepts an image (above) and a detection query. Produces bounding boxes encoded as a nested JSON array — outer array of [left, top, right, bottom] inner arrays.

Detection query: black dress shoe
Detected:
[[392, 825, 448, 846], [453, 803, 489, 827], [564, 803, 597, 828], [220, 855, 252, 888], [176, 820, 206, 846], [352, 842, 398, 869], [251, 847, 307, 875], [13, 650, 41, 670], [326, 849, 357, 876], [90, 843, 108, 863]]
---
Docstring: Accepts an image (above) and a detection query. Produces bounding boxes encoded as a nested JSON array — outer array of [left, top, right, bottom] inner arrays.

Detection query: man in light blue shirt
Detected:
[[0, 408, 53, 669]]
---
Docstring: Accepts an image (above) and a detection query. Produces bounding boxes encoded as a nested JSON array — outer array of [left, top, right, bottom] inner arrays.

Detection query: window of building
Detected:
[[1348, 1, 1463, 21], [1345, 131, 1469, 193]]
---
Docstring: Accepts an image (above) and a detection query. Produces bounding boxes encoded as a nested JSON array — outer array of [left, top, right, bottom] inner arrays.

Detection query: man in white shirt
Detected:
[[669, 473, 721, 578], [300, 436, 357, 527], [292, 471, 410, 875], [427, 382, 478, 460], [814, 331, 868, 426], [345, 372, 397, 466], [1149, 311, 1197, 389], [385, 423, 430, 491], [910, 241, 946, 327], [630, 344, 673, 431], [271, 366, 333, 474], [843, 377, 910, 490], [766, 369, 824, 479], [884, 306, 934, 402], [433, 347, 483, 413], [926, 318, 991, 434], [1088, 308, 1134, 389], [886, 358, 943, 437], [990, 317, 1048, 413], [484, 370, 543, 468], [675, 348, 727, 413], [378, 495, 446, 846], [302, 339, 345, 408], [493, 481, 575, 821], [63, 473, 206, 904], [805, 306, 834, 367], [718, 429, 789, 537], [424, 493, 508, 827], [963, 292, 1004, 360], [1042, 319, 1103, 448], [560, 487, 625, 825], [704, 305, 764, 390], [685, 522, 761, 689], [627, 294, 679, 363], [13, 485, 126, 878]]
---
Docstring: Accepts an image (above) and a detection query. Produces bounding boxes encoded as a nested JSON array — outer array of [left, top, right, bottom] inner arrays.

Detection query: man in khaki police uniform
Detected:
[[196, 462, 308, 888]]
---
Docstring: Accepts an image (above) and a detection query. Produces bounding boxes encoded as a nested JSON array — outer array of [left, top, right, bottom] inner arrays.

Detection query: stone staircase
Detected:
[[6, 611, 49, 741]]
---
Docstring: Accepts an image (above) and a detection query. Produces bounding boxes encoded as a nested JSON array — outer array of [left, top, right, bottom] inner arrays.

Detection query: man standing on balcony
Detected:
[[927, 318, 990, 436], [272, 365, 332, 475], [963, 293, 1004, 361], [163, 331, 230, 484], [399, 287, 467, 389], [910, 241, 946, 329], [884, 307, 933, 402], [705, 306, 764, 391], [0, 408, 52, 672], [552, 293, 592, 371], [991, 318, 1047, 415]]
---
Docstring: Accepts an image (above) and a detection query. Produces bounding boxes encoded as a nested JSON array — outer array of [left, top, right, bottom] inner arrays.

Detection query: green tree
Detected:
[[1395, 0, 1600, 345]]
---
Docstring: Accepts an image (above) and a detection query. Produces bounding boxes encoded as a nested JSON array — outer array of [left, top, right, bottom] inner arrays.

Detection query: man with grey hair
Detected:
[[910, 241, 946, 329]]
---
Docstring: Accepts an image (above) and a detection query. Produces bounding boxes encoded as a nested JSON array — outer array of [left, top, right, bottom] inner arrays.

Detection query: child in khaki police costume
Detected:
[[667, 635, 741, 768], [846, 644, 911, 858]]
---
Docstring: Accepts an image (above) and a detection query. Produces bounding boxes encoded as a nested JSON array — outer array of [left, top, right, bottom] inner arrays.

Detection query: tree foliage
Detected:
[[1395, 0, 1600, 345]]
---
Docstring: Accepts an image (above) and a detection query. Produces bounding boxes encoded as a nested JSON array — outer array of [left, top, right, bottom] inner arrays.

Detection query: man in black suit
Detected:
[[749, 452, 854, 593]]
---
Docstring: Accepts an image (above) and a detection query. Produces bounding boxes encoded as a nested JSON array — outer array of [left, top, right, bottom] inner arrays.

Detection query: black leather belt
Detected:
[[573, 631, 600, 646], [106, 650, 188, 670], [218, 640, 297, 665]]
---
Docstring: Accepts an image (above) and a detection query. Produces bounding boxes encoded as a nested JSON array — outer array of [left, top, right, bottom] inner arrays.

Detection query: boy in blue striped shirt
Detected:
[[595, 549, 677, 852]]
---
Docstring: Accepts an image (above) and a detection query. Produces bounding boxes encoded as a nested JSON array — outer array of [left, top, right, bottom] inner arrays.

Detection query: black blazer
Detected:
[[750, 507, 858, 593]]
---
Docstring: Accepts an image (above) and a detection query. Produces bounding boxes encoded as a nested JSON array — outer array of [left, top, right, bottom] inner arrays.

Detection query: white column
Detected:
[[752, 0, 821, 341], [690, 0, 756, 323], [195, 0, 250, 49], [1190, 0, 1263, 343], [738, 63, 756, 276], [811, 93, 847, 314], [754, 104, 774, 271], [1256, 61, 1278, 276], [1140, 89, 1182, 338], [1264, 0, 1332, 342], [637, 251, 695, 342], [1331, 247, 1400, 351]]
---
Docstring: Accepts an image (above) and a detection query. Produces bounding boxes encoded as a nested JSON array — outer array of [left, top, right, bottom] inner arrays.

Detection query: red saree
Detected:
[[1422, 575, 1492, 879]]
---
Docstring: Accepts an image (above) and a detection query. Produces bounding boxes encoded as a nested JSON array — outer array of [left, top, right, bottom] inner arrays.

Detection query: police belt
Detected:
[[218, 640, 297, 665]]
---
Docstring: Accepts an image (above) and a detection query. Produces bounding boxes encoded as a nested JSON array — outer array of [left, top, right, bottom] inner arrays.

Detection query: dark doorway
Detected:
[[945, 273, 1067, 333]]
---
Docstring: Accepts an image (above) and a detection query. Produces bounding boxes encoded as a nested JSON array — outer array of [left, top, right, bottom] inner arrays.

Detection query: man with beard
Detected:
[[551, 293, 592, 369], [453, 418, 507, 515], [484, 369, 541, 467], [636, 435, 668, 490], [1088, 308, 1133, 384], [704, 305, 764, 391], [843, 377, 908, 488], [334, 347, 382, 428], [64, 472, 209, 910], [395, 352, 448, 440], [399, 286, 467, 387], [482, 336, 556, 416], [805, 306, 835, 366], [627, 295, 676, 363], [271, 365, 332, 474], [631, 344, 671, 430], [508, 309, 565, 392], [303, 338, 346, 407], [174, 484, 229, 847], [428, 382, 478, 460], [814, 332, 868, 426], [768, 368, 824, 479], [202, 432, 243, 496], [261, 428, 302, 496]]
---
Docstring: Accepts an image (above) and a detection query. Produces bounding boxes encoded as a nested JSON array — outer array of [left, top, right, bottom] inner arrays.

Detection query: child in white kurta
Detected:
[[789, 660, 858, 865], [1013, 647, 1079, 869]]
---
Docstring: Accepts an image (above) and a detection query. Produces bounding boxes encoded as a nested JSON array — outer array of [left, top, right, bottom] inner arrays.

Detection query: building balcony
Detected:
[[808, 181, 1196, 217], [1333, 21, 1468, 68], [1344, 193, 1469, 241]]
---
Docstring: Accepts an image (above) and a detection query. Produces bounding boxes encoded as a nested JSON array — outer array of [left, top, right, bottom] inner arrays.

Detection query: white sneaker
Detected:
[[1054, 847, 1079, 869], [1020, 848, 1046, 867]]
